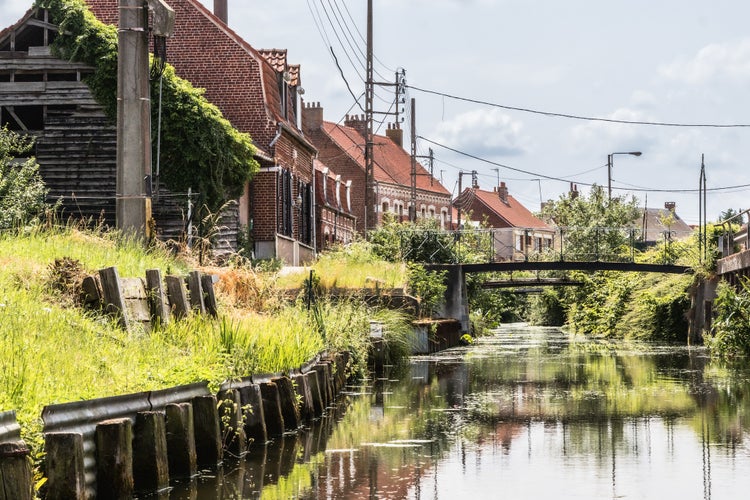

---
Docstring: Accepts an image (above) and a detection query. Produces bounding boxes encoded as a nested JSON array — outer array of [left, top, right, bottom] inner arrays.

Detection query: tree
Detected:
[[0, 127, 49, 229], [718, 208, 745, 225], [539, 184, 640, 261]]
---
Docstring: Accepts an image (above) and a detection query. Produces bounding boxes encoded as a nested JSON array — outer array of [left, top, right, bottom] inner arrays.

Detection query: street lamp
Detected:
[[607, 151, 642, 200]]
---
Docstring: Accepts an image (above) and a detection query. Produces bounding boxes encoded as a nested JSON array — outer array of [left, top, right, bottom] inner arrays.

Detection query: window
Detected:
[[382, 201, 389, 213]]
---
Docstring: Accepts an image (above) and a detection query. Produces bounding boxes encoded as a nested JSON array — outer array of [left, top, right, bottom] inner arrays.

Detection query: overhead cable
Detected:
[[407, 84, 750, 128]]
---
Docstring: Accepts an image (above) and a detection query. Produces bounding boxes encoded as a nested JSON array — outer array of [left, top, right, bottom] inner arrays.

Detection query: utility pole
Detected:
[[116, 0, 173, 239], [409, 98, 417, 222], [364, 0, 374, 233]]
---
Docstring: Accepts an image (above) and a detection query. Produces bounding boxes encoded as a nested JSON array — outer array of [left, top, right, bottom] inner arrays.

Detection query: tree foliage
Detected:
[[540, 185, 640, 261], [39, 0, 259, 212], [0, 127, 49, 228]]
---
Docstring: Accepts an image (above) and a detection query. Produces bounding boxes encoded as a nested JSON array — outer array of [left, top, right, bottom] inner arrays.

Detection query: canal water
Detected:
[[172, 324, 750, 499]]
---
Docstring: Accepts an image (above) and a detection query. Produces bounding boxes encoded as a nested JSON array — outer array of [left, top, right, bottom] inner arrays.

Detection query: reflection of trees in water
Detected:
[[178, 328, 750, 498]]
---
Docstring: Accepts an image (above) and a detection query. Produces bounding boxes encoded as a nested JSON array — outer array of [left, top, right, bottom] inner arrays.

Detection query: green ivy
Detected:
[[37, 0, 259, 212], [706, 279, 750, 357]]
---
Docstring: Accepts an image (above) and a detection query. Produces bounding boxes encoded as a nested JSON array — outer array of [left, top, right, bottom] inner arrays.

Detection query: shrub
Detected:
[[706, 279, 750, 357], [0, 127, 50, 229]]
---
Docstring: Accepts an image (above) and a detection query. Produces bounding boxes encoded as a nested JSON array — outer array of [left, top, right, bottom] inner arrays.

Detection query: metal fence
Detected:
[[397, 226, 694, 265]]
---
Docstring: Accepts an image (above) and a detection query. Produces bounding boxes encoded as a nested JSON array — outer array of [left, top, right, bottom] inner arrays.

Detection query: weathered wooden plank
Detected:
[[165, 275, 189, 319], [187, 271, 205, 315], [95, 418, 133, 499], [200, 274, 218, 317], [146, 269, 169, 327], [98, 267, 129, 330]]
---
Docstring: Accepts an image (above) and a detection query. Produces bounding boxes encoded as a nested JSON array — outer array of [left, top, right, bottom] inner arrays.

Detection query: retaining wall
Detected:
[[0, 352, 351, 498]]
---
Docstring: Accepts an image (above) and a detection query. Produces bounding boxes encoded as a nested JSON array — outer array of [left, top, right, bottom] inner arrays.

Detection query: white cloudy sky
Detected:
[[3, 0, 750, 224]]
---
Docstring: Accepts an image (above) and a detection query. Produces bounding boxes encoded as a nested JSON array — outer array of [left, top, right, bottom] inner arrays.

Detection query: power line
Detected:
[[407, 84, 750, 128], [420, 135, 750, 194]]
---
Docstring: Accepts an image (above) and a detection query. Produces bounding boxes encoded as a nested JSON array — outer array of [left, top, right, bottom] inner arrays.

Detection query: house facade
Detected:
[[315, 160, 357, 251], [86, 0, 317, 265], [455, 182, 554, 261], [302, 102, 452, 235]]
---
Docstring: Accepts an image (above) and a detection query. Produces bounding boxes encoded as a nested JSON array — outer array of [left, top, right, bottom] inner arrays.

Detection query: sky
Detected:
[[3, 0, 750, 224]]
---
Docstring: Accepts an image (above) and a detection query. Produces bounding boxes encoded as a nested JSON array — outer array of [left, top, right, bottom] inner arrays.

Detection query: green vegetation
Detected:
[[705, 278, 750, 357], [539, 184, 640, 261], [0, 225, 415, 466], [37, 0, 259, 212], [0, 127, 50, 229]]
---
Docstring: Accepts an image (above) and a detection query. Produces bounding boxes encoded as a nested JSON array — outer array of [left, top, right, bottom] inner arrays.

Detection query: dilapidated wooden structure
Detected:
[[0, 7, 195, 243]]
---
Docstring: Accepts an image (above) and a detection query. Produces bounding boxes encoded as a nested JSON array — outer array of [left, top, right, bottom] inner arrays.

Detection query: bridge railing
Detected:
[[397, 226, 693, 265]]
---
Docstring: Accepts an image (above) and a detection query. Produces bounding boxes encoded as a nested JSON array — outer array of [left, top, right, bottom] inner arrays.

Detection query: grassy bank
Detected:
[[0, 227, 412, 460]]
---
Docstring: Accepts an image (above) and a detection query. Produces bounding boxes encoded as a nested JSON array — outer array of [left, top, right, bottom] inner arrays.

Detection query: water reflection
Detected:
[[170, 326, 750, 499]]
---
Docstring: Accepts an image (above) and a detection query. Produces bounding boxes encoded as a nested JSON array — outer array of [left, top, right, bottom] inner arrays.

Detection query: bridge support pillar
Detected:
[[438, 265, 470, 333]]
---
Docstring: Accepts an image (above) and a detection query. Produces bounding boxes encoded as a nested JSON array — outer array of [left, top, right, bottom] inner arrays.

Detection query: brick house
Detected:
[[302, 102, 452, 234], [455, 181, 554, 261], [315, 160, 356, 251], [86, 0, 317, 265]]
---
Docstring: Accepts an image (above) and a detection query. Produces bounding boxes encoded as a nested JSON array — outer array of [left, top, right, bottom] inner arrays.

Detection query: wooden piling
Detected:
[[44, 432, 86, 500], [259, 382, 285, 437], [191, 395, 223, 468], [306, 369, 324, 416], [98, 267, 129, 329], [238, 385, 267, 446], [0, 441, 33, 500], [165, 403, 197, 479], [145, 269, 169, 327], [133, 411, 169, 494], [95, 418, 133, 499], [292, 373, 315, 422], [217, 389, 247, 457], [272, 377, 301, 432], [187, 271, 206, 315], [200, 273, 218, 316], [165, 275, 190, 319]]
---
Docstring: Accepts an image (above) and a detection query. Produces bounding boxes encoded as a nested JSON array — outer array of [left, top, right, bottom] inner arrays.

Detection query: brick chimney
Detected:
[[344, 114, 367, 137], [302, 101, 323, 131], [570, 182, 579, 199], [665, 201, 676, 213], [385, 123, 403, 147], [498, 181, 508, 203], [214, 0, 228, 24]]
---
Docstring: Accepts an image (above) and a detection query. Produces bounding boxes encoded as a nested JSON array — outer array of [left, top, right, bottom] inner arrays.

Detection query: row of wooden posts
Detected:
[[84, 267, 218, 331], [1, 352, 350, 499]]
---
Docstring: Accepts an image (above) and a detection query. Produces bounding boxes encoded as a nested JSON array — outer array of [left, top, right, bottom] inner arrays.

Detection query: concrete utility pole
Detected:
[[364, 0, 374, 233], [116, 0, 174, 239], [409, 98, 417, 222]]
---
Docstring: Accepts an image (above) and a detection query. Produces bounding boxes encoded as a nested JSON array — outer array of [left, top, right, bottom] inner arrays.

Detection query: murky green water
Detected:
[[172, 325, 750, 499]]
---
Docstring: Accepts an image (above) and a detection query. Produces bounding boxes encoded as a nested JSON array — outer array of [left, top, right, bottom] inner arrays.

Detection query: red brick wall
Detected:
[[250, 169, 278, 242], [305, 128, 367, 233]]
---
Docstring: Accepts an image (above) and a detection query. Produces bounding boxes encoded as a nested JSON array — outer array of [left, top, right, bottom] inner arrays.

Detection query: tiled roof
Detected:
[[466, 188, 550, 229], [321, 121, 450, 196], [637, 207, 693, 242], [258, 49, 300, 87]]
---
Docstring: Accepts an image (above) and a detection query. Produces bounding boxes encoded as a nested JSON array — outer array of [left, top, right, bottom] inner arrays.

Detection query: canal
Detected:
[[172, 324, 750, 499]]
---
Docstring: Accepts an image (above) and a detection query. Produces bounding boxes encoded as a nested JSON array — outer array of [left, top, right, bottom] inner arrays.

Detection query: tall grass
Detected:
[[275, 241, 407, 291], [0, 226, 416, 464]]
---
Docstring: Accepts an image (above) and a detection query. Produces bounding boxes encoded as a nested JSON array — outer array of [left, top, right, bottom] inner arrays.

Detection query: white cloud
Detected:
[[659, 38, 750, 85], [569, 107, 657, 153], [432, 108, 528, 157]]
